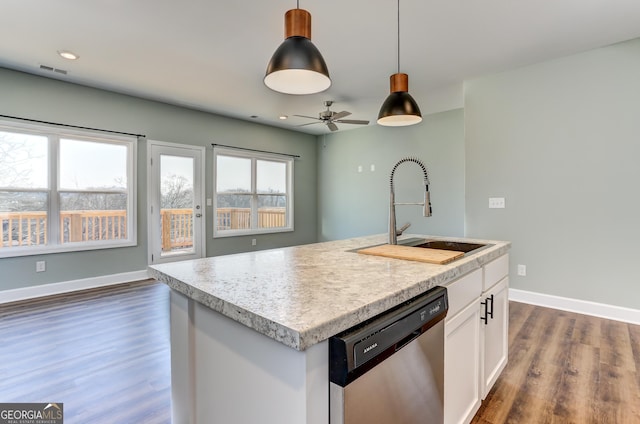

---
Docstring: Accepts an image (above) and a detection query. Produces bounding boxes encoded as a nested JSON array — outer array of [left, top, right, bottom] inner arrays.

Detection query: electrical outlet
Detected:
[[357, 165, 363, 173], [489, 197, 506, 208], [370, 164, 375, 172], [517, 264, 526, 276], [251, 239, 257, 246], [36, 261, 46, 272]]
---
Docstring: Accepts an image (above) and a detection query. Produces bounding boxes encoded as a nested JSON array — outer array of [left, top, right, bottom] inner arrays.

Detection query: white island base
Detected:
[[170, 290, 329, 424], [150, 235, 511, 424]]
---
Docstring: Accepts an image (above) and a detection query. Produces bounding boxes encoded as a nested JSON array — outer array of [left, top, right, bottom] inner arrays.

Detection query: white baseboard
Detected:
[[0, 269, 150, 304], [509, 288, 640, 326]]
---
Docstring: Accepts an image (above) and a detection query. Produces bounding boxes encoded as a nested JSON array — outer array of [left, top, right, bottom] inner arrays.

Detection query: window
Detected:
[[0, 120, 136, 258], [213, 147, 293, 237]]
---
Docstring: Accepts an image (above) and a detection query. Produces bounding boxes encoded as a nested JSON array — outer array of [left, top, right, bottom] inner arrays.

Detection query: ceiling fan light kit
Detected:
[[264, 7, 331, 95], [377, 0, 423, 127]]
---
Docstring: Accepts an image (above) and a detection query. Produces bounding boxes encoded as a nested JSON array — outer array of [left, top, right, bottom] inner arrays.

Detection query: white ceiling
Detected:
[[2, 0, 640, 134]]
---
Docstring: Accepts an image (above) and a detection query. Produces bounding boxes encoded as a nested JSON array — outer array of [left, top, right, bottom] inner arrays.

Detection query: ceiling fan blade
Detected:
[[335, 119, 370, 125], [293, 114, 322, 121], [331, 111, 351, 120], [327, 122, 339, 132], [297, 121, 321, 127]]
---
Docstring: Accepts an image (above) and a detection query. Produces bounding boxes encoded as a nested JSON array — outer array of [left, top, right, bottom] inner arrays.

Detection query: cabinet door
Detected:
[[481, 277, 509, 399], [444, 300, 481, 424]]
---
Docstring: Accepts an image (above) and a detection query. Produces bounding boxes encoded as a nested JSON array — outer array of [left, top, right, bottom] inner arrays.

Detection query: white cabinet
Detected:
[[443, 254, 509, 424], [480, 276, 509, 398], [444, 297, 482, 424], [444, 269, 482, 424]]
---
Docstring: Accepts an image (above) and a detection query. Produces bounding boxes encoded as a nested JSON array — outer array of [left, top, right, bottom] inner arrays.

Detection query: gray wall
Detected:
[[318, 109, 465, 241], [6, 35, 640, 312], [0, 68, 318, 290], [465, 38, 640, 309]]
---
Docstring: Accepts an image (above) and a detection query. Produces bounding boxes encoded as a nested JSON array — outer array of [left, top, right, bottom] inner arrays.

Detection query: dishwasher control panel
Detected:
[[353, 295, 446, 367]]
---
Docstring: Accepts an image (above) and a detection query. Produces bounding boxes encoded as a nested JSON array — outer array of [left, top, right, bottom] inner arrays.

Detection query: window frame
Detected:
[[0, 119, 137, 258], [213, 146, 294, 238]]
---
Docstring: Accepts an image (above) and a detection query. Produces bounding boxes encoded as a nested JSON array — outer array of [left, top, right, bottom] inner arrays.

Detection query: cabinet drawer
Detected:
[[483, 254, 509, 291], [443, 269, 482, 318]]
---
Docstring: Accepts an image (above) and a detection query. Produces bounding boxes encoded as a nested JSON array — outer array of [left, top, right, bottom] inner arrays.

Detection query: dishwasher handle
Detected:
[[395, 330, 421, 351]]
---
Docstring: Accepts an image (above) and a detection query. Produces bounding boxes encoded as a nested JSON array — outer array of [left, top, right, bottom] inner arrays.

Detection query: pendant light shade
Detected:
[[377, 73, 422, 126], [377, 0, 422, 127], [264, 8, 331, 95]]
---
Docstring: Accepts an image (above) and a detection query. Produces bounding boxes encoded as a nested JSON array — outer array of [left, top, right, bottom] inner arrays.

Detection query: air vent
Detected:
[[39, 64, 68, 75]]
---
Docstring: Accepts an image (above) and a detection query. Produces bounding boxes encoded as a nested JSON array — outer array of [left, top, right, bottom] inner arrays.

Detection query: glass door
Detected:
[[148, 141, 205, 264]]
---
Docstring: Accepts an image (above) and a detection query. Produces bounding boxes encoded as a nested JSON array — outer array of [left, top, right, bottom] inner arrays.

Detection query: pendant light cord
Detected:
[[397, 0, 401, 73]]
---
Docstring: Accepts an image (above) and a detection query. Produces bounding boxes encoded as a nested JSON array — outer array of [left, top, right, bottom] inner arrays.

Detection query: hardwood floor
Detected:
[[0, 281, 171, 424], [2, 283, 639, 423], [472, 301, 640, 424]]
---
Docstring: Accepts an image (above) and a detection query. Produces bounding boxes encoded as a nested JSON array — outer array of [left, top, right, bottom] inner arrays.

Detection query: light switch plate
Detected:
[[489, 197, 505, 208]]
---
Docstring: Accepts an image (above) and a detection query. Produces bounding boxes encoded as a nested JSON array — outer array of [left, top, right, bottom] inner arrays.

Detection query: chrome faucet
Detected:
[[389, 157, 432, 245]]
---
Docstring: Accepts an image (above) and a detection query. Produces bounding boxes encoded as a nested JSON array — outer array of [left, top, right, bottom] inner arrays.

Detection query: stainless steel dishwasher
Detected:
[[329, 286, 448, 424]]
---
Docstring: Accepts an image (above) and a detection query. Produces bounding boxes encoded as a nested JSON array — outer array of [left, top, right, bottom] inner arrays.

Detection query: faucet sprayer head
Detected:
[[424, 191, 432, 217]]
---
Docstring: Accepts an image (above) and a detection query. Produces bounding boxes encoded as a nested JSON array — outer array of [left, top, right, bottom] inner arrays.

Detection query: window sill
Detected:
[[0, 239, 137, 259]]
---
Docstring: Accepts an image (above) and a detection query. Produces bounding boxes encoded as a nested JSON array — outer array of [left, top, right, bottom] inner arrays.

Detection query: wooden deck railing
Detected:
[[1, 210, 127, 248], [1, 207, 287, 250], [216, 207, 286, 230], [160, 209, 193, 252], [258, 208, 286, 229], [60, 210, 127, 243], [0, 211, 48, 247]]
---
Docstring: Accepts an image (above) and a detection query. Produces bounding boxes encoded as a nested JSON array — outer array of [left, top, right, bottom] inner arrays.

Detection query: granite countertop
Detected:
[[149, 234, 510, 351]]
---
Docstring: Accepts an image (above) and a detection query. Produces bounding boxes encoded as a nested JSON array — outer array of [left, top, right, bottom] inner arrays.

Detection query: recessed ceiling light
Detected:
[[279, 115, 288, 120], [58, 50, 79, 60]]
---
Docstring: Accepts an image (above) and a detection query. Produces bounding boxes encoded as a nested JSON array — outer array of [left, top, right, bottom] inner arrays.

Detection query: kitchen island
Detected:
[[149, 234, 510, 423]]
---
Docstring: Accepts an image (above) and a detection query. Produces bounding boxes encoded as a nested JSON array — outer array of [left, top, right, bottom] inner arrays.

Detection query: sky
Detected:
[[0, 132, 128, 190], [59, 139, 127, 189], [0, 131, 48, 188], [216, 155, 286, 193], [2, 131, 286, 194], [161, 154, 193, 186]]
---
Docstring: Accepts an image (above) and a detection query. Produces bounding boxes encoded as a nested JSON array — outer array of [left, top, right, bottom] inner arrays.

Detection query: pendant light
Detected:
[[264, 1, 331, 95], [377, 0, 422, 126]]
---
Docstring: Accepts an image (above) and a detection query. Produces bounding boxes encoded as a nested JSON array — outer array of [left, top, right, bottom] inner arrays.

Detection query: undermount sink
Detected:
[[352, 238, 493, 264], [398, 238, 490, 255]]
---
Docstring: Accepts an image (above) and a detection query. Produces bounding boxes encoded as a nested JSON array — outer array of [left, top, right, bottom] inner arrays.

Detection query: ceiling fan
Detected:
[[294, 101, 370, 132]]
